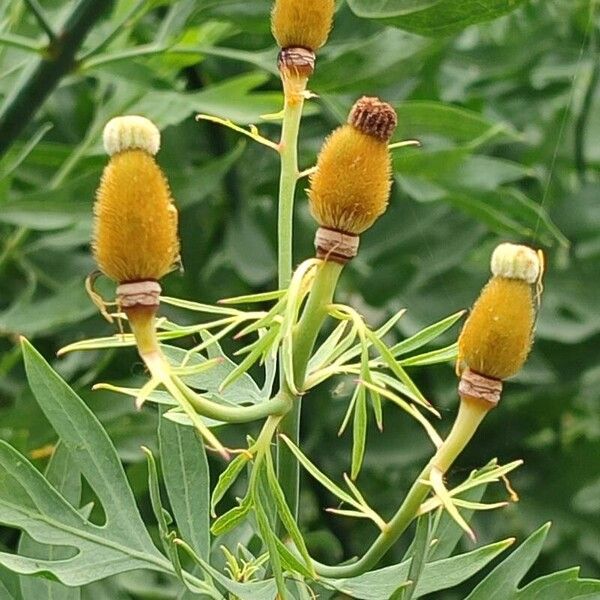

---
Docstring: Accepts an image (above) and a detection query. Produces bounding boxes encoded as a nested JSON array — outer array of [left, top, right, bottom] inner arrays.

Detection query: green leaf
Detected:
[[314, 29, 432, 93], [0, 439, 168, 585], [264, 452, 314, 576], [429, 485, 488, 561], [351, 385, 368, 481], [159, 416, 211, 561], [367, 331, 428, 405], [21, 340, 154, 545], [398, 343, 458, 367], [401, 515, 432, 600], [0, 340, 169, 585], [176, 539, 276, 600], [162, 344, 265, 405], [211, 453, 250, 518], [414, 539, 514, 597], [349, 0, 528, 36], [132, 72, 290, 126], [211, 498, 252, 536], [0, 281, 97, 338], [278, 436, 357, 508], [394, 101, 516, 143], [517, 569, 600, 599], [464, 523, 550, 600], [346, 0, 444, 18], [389, 311, 464, 357], [324, 539, 513, 599], [0, 122, 53, 181], [253, 486, 286, 598], [443, 188, 569, 248], [18, 444, 81, 600], [0, 172, 96, 230]]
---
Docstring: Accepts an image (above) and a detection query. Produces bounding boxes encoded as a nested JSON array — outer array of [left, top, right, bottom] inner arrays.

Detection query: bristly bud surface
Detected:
[[457, 243, 543, 381], [271, 0, 334, 52], [93, 118, 179, 285], [309, 97, 398, 238]]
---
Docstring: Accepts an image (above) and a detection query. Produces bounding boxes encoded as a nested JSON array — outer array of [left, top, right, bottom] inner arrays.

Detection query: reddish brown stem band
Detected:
[[314, 227, 360, 263], [458, 368, 503, 407], [278, 46, 316, 78], [117, 280, 161, 309]]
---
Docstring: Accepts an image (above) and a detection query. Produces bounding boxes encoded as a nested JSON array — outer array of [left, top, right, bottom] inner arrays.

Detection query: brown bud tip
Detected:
[[348, 97, 398, 142]]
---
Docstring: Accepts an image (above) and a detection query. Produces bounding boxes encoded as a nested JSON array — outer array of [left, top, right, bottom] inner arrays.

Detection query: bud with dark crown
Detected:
[[308, 97, 397, 262]]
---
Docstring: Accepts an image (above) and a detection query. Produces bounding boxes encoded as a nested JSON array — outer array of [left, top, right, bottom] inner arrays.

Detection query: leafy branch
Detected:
[[0, 0, 112, 157]]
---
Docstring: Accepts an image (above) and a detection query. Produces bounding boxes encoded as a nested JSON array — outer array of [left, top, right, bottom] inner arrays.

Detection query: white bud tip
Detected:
[[491, 243, 540, 284], [103, 115, 160, 156]]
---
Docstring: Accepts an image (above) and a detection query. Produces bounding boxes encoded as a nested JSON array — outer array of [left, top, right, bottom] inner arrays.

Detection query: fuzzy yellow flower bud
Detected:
[[457, 243, 542, 383], [271, 0, 334, 52], [93, 116, 179, 286], [308, 97, 397, 262]]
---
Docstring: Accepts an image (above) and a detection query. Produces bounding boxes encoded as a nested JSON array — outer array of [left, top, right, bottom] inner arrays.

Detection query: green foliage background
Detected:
[[0, 0, 599, 597]]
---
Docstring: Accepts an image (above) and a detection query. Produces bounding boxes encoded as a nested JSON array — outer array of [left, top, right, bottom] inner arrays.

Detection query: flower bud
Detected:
[[93, 116, 180, 287], [308, 97, 397, 261], [457, 243, 542, 382], [271, 0, 334, 52]]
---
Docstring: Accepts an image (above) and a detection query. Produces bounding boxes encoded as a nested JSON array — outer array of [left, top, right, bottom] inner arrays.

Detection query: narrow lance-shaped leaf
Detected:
[[211, 453, 250, 518], [159, 415, 211, 562], [264, 451, 315, 576], [351, 384, 368, 481]]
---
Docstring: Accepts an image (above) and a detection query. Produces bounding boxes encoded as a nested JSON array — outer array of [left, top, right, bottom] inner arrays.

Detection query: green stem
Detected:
[[313, 397, 490, 578], [275, 73, 310, 522], [0, 0, 111, 157], [277, 260, 344, 519], [277, 83, 307, 290], [173, 377, 294, 424]]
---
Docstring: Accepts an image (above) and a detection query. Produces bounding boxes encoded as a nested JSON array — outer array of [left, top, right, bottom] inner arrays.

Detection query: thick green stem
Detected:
[[277, 261, 344, 519], [313, 397, 490, 578], [173, 378, 294, 424], [0, 0, 112, 157]]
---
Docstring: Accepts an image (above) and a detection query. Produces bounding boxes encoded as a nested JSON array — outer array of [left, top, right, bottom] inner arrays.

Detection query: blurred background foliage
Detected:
[[0, 0, 599, 597]]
